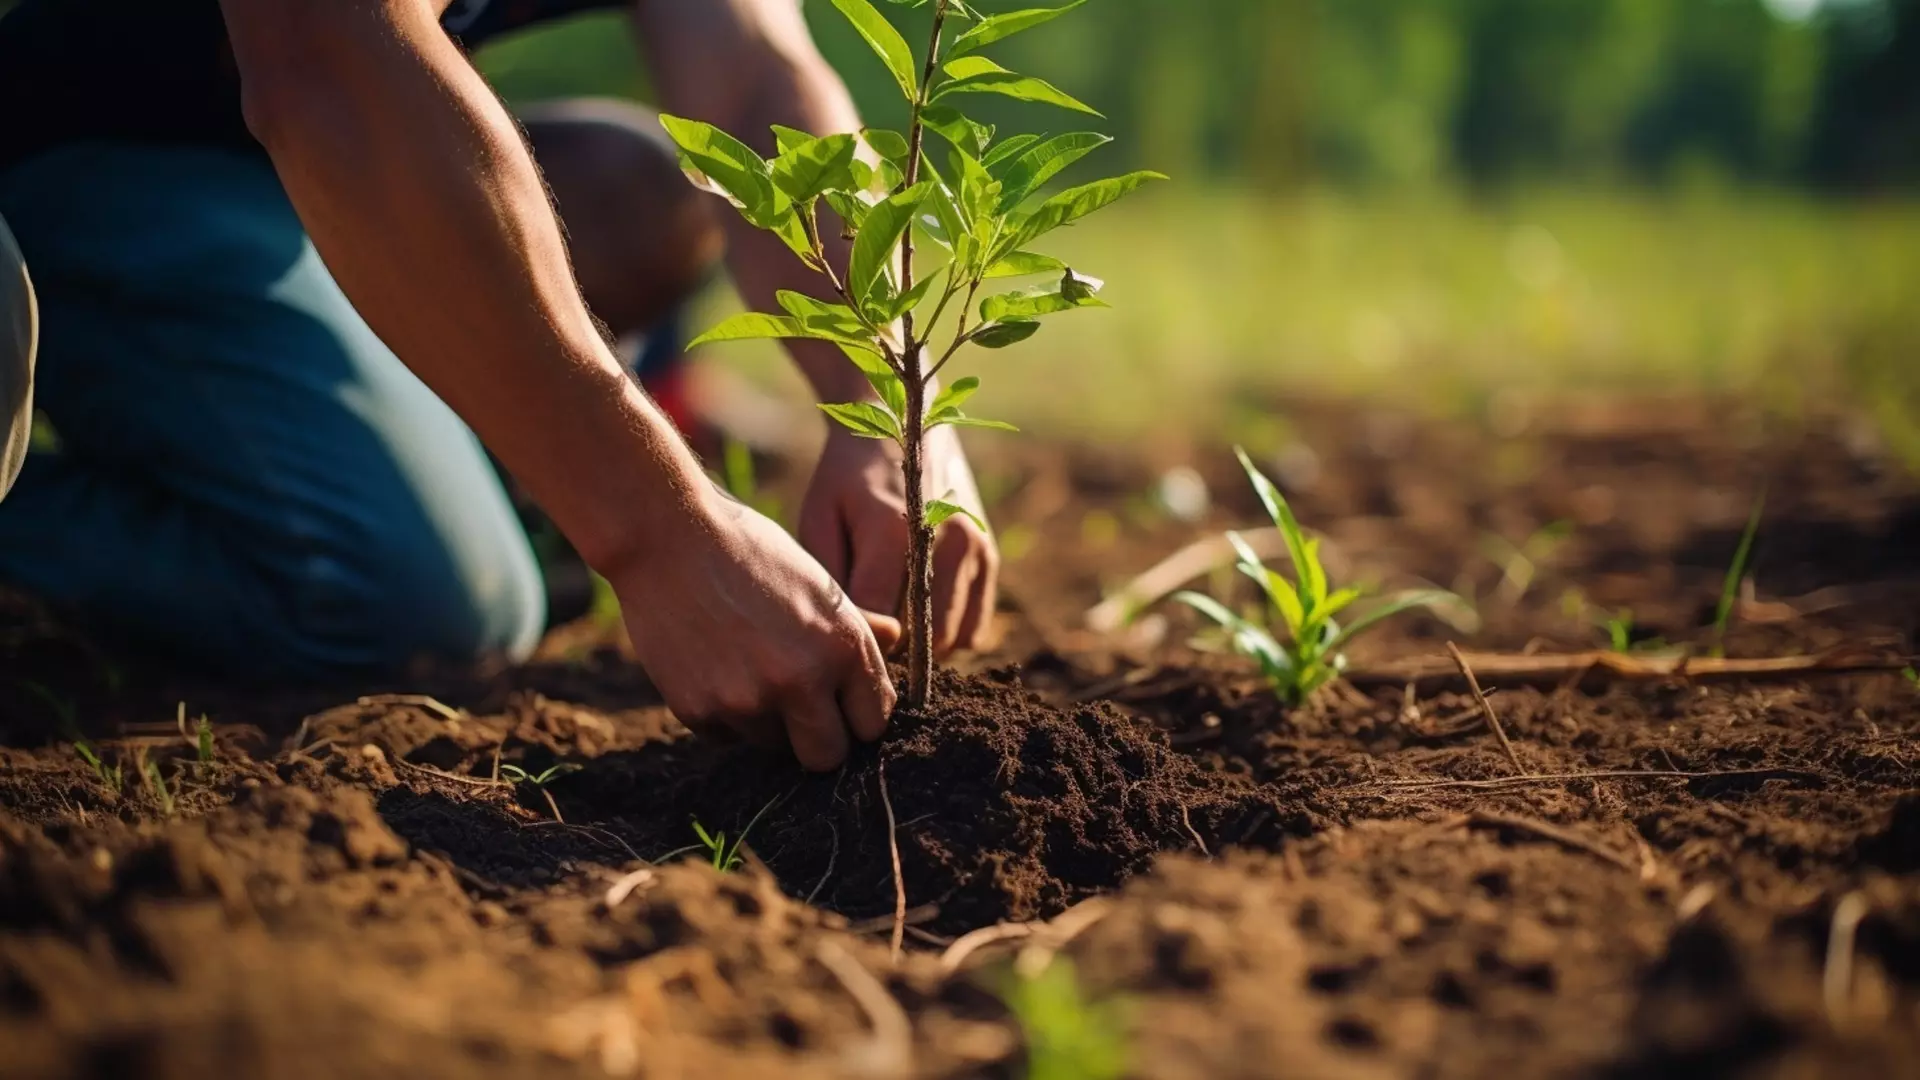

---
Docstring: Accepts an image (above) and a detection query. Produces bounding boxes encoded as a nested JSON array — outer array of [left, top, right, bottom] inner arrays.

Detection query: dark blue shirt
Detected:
[[0, 0, 628, 171]]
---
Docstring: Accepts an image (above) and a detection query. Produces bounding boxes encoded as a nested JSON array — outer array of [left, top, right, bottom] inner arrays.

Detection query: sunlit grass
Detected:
[[696, 188, 1920, 444]]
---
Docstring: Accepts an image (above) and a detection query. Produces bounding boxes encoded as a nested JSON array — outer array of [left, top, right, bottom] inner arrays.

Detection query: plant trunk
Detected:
[[899, 0, 947, 711], [902, 349, 934, 710]]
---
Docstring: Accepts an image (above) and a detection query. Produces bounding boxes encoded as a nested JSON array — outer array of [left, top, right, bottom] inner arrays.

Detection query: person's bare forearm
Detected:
[[220, 0, 714, 574], [635, 0, 876, 405]]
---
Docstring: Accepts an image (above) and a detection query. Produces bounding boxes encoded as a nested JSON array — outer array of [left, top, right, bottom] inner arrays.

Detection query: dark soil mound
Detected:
[[508, 667, 1290, 935]]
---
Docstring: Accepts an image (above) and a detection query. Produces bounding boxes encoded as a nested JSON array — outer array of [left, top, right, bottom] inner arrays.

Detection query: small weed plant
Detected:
[[502, 763, 581, 823], [1711, 489, 1765, 656], [1001, 958, 1129, 1080], [1173, 448, 1457, 705], [73, 740, 122, 795], [500, 763, 580, 787], [140, 755, 175, 818], [661, 0, 1161, 707], [689, 796, 781, 873]]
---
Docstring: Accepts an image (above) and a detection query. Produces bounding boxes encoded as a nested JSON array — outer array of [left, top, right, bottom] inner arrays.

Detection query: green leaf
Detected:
[[826, 0, 919, 103], [690, 312, 867, 349], [921, 105, 993, 160], [946, 146, 1002, 226], [1174, 591, 1293, 684], [1227, 531, 1306, 635], [979, 271, 1106, 322], [883, 265, 945, 322], [983, 133, 1043, 170], [928, 375, 981, 418], [1001, 171, 1166, 254], [823, 190, 871, 234], [771, 133, 859, 203], [863, 128, 911, 169], [984, 251, 1067, 278], [935, 58, 1101, 117], [659, 115, 779, 224], [776, 291, 870, 338], [848, 182, 933, 304], [819, 401, 902, 442], [950, 1, 1088, 58], [926, 499, 986, 531], [970, 319, 1041, 348], [770, 124, 815, 155], [770, 208, 817, 262], [996, 132, 1112, 210], [931, 415, 1020, 432], [1233, 446, 1323, 616], [1327, 591, 1460, 651], [839, 344, 906, 420]]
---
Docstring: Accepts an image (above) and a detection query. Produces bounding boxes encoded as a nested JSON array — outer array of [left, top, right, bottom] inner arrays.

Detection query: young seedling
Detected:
[[1710, 488, 1765, 657], [177, 702, 215, 768], [1601, 608, 1636, 654], [688, 794, 783, 874], [661, 0, 1162, 708], [73, 740, 122, 796], [1000, 958, 1129, 1080], [501, 763, 582, 824], [1172, 448, 1459, 705], [1481, 520, 1571, 606], [140, 755, 175, 818]]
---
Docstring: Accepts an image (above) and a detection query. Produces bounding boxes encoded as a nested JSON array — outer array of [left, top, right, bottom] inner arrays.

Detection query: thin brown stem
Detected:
[[897, 0, 949, 710]]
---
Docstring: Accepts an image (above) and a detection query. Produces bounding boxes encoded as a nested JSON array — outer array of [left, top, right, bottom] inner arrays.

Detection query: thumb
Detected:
[[861, 610, 904, 655]]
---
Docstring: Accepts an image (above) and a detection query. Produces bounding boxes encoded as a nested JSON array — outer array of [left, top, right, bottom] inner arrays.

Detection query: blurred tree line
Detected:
[[906, 0, 1920, 190], [0, 0, 1912, 190]]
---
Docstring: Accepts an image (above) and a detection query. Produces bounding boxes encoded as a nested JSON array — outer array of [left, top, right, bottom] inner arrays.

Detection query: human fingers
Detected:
[[839, 624, 897, 741], [779, 685, 852, 772], [929, 524, 981, 659], [845, 514, 908, 618]]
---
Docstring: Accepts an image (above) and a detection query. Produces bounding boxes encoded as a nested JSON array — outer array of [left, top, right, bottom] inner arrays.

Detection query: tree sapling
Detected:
[[660, 0, 1162, 708]]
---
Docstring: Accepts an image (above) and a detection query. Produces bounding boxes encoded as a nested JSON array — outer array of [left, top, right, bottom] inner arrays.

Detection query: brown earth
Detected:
[[0, 396, 1915, 1079]]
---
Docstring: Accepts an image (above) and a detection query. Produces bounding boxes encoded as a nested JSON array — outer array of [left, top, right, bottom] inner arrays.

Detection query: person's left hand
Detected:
[[799, 423, 999, 658]]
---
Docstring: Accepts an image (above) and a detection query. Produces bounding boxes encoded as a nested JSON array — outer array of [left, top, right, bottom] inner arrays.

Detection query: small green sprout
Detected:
[[689, 795, 783, 874], [141, 756, 175, 817], [500, 763, 579, 787], [1001, 958, 1129, 1080], [501, 763, 582, 824], [177, 702, 215, 766], [1711, 488, 1765, 657], [1602, 608, 1636, 653], [1481, 520, 1572, 605], [73, 740, 122, 794], [692, 818, 747, 873], [1902, 666, 1918, 689], [1173, 448, 1460, 705]]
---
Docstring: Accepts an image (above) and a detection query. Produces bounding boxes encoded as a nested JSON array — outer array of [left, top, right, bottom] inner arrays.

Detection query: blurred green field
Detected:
[[476, 10, 1920, 457]]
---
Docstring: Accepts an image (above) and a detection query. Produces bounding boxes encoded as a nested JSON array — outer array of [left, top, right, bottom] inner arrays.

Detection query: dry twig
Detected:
[[1347, 766, 1821, 795], [1349, 644, 1908, 690], [1467, 811, 1636, 871], [1449, 642, 1523, 774]]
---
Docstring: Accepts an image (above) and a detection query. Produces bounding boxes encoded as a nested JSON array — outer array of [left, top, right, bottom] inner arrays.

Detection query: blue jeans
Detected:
[[0, 144, 547, 679]]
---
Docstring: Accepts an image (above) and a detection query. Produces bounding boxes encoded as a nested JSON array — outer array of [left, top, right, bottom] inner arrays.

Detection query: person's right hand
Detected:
[[605, 488, 900, 771]]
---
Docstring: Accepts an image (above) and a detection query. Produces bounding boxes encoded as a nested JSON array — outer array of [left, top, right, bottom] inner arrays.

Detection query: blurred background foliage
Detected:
[[479, 0, 1919, 190], [4, 0, 1909, 446], [476, 0, 1920, 453]]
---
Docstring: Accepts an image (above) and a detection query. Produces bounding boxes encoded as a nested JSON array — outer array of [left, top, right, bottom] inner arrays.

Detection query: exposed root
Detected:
[[1823, 891, 1872, 1026], [816, 941, 913, 1080], [879, 755, 906, 965]]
